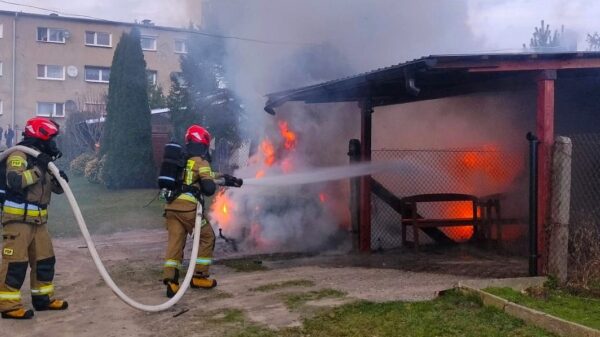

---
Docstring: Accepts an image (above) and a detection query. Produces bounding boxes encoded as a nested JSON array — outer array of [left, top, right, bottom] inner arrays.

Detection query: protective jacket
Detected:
[[164, 156, 217, 213], [2, 150, 63, 225]]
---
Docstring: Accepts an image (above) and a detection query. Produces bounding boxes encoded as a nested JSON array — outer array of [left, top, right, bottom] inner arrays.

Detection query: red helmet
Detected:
[[24, 117, 60, 141], [185, 125, 210, 145]]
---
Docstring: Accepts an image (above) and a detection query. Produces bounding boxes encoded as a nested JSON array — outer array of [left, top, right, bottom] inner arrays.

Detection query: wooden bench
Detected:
[[400, 193, 481, 251]]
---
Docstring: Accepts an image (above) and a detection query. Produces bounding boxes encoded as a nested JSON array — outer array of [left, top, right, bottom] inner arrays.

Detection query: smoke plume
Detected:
[[191, 0, 527, 253]]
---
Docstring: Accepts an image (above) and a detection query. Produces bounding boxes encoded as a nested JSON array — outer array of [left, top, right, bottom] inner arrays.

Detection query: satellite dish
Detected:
[[67, 65, 78, 78]]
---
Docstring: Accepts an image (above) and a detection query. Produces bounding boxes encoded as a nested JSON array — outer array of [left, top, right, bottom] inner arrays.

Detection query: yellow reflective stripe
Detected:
[[176, 193, 197, 203], [23, 170, 34, 185], [8, 156, 26, 168], [0, 291, 21, 301], [164, 260, 182, 269], [31, 284, 54, 295], [2, 206, 48, 217], [184, 160, 195, 185], [195, 257, 212, 265], [198, 167, 211, 174]]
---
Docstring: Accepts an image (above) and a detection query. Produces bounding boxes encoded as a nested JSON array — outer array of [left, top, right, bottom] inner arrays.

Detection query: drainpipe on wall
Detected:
[[11, 12, 18, 131]]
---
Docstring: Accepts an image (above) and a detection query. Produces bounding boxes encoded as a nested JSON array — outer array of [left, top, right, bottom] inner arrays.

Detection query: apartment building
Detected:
[[0, 10, 191, 136]]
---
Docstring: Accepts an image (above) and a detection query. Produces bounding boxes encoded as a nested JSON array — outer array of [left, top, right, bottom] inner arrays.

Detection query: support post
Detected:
[[536, 70, 556, 274], [348, 139, 361, 251], [548, 136, 572, 284], [527, 132, 539, 276], [359, 99, 373, 252]]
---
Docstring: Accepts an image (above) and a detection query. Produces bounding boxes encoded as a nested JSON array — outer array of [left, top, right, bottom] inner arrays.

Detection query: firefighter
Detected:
[[0, 117, 69, 319], [163, 125, 242, 298]]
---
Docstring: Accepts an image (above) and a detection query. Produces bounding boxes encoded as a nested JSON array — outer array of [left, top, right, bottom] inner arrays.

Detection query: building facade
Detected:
[[0, 10, 190, 139]]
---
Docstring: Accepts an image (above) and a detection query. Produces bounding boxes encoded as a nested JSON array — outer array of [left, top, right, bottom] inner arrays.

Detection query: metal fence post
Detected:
[[348, 139, 361, 251], [549, 136, 572, 284], [527, 132, 540, 276]]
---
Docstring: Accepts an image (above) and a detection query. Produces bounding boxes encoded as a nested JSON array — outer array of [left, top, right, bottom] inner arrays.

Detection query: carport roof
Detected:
[[264, 51, 600, 114]]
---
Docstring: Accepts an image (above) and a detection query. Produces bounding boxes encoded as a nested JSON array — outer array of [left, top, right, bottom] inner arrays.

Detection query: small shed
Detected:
[[264, 52, 600, 274]]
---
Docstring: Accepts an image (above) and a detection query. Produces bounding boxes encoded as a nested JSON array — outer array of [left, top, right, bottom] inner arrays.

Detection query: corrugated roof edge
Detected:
[[264, 51, 600, 114]]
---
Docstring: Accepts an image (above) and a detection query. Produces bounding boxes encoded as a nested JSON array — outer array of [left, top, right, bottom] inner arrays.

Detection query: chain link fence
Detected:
[[371, 149, 528, 252], [550, 134, 600, 287]]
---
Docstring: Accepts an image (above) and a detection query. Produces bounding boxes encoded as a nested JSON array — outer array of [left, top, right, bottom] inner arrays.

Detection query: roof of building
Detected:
[[0, 9, 193, 34], [264, 51, 600, 113]]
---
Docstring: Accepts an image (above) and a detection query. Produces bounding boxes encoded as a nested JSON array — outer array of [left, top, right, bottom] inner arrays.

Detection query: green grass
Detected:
[[250, 279, 315, 292], [226, 290, 555, 337], [210, 308, 246, 324], [485, 287, 600, 330], [282, 288, 347, 309], [220, 258, 269, 272], [47, 177, 165, 237]]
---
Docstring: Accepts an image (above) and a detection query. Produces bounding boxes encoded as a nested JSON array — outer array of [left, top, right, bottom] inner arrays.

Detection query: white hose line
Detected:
[[0, 146, 202, 312]]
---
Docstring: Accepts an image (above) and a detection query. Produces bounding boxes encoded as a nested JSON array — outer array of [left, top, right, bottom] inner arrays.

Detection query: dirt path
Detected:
[[2, 229, 478, 336]]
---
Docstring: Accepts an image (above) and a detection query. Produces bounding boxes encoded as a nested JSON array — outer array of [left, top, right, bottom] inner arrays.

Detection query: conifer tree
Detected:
[[101, 27, 155, 188]]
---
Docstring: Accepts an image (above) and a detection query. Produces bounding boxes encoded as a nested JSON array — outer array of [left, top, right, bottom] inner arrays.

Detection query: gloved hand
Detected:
[[36, 153, 53, 172], [59, 170, 69, 183], [223, 174, 243, 188]]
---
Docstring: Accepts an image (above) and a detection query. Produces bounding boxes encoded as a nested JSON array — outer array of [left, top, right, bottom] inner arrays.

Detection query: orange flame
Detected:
[[278, 121, 297, 150], [260, 139, 276, 167], [210, 191, 235, 230], [319, 193, 326, 203], [437, 201, 477, 242], [454, 145, 521, 187]]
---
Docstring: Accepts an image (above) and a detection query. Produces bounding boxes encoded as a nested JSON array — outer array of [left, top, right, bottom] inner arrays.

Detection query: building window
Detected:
[[85, 31, 112, 47], [37, 64, 65, 80], [37, 27, 66, 43], [37, 102, 65, 117], [85, 66, 111, 83], [0, 62, 2, 76], [174, 40, 187, 54], [147, 70, 157, 86], [0, 24, 3, 38], [140, 36, 157, 51], [0, 100, 3, 115]]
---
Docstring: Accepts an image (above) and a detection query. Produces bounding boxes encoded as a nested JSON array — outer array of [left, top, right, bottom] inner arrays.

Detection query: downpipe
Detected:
[[527, 132, 539, 276], [0, 146, 203, 312]]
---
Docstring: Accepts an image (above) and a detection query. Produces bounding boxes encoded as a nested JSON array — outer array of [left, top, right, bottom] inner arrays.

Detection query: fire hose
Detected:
[[0, 146, 202, 312]]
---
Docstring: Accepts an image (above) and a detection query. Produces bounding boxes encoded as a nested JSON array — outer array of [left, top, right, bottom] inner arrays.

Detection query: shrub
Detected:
[[69, 152, 96, 177], [569, 217, 600, 290], [84, 155, 106, 184]]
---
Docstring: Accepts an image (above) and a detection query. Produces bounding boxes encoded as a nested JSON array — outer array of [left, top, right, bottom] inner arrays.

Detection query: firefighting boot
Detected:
[[33, 299, 68, 311], [190, 276, 217, 289], [164, 280, 180, 298], [1, 308, 34, 319]]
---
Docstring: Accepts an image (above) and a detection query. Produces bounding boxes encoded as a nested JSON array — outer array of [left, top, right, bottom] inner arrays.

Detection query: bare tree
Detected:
[[587, 32, 600, 51], [61, 90, 107, 162], [523, 20, 564, 52]]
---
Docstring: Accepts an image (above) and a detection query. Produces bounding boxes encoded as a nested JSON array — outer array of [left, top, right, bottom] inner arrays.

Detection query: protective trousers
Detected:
[[163, 210, 215, 282], [0, 222, 56, 312]]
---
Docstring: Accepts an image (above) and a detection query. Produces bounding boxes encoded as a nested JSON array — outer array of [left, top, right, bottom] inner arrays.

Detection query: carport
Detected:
[[264, 52, 600, 275]]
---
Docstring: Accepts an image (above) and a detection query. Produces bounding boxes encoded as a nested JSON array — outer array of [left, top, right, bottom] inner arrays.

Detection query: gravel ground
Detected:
[[0, 229, 522, 336]]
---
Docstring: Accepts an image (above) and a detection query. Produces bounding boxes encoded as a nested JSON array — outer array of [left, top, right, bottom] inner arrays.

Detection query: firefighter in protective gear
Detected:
[[162, 125, 242, 298], [0, 117, 68, 319]]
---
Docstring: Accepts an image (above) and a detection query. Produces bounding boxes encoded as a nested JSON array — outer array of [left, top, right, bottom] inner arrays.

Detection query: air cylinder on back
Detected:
[[158, 142, 185, 190]]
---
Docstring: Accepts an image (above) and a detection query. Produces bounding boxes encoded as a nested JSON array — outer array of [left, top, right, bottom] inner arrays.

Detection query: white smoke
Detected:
[[189, 0, 492, 253]]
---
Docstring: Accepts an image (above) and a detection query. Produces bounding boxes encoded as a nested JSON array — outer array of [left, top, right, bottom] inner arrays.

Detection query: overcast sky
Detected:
[[2, 0, 600, 52]]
